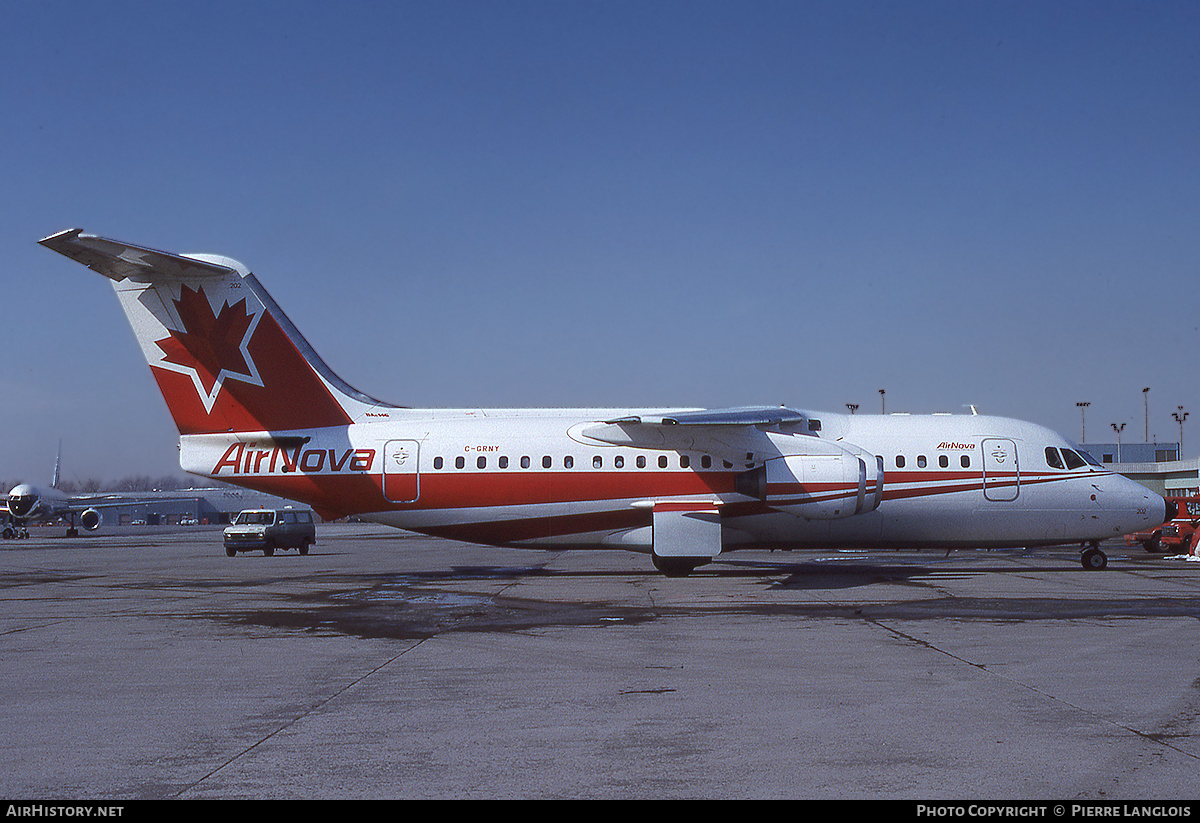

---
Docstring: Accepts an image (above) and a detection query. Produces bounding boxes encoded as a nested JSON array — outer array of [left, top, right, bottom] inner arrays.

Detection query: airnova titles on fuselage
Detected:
[[39, 229, 1170, 574]]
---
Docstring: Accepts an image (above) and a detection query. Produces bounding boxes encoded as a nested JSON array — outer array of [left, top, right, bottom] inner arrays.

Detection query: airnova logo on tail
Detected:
[[212, 442, 376, 476]]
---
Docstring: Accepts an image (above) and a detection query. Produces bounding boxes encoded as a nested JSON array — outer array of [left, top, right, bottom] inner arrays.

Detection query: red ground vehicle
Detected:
[[1127, 496, 1198, 554]]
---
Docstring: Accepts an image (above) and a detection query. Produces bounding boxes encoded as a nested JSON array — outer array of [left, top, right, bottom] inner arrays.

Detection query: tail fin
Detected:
[[39, 229, 390, 435]]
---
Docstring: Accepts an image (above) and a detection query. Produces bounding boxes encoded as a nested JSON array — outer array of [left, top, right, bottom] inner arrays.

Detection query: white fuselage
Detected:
[[180, 408, 1164, 553]]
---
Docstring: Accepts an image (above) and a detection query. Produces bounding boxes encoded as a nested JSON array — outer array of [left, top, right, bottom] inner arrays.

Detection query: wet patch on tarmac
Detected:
[[212, 573, 657, 640], [0, 571, 91, 589], [199, 563, 1200, 641]]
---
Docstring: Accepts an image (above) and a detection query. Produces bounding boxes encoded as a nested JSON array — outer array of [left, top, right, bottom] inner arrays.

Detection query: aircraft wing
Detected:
[[579, 406, 817, 462], [604, 406, 810, 429], [38, 229, 233, 282]]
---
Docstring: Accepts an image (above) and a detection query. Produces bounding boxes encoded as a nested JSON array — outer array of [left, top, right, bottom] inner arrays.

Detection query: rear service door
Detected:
[[383, 440, 420, 502]]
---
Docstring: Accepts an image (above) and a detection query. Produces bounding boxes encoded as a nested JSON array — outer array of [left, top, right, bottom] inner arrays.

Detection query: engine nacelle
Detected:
[[79, 508, 102, 531], [756, 452, 882, 520]]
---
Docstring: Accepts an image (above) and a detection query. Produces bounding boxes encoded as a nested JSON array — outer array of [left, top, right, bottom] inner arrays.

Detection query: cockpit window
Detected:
[[1061, 449, 1087, 470], [1045, 447, 1065, 470]]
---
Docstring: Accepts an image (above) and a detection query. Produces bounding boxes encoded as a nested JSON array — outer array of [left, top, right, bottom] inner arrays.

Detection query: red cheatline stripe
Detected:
[[215, 467, 1098, 536]]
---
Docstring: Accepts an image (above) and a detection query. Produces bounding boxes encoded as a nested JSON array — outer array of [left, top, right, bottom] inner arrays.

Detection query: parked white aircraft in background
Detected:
[[38, 229, 1171, 573], [5, 448, 114, 538]]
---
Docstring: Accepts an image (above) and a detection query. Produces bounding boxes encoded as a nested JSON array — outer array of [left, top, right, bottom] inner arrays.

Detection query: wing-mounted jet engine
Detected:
[[742, 447, 883, 520], [577, 407, 883, 574]]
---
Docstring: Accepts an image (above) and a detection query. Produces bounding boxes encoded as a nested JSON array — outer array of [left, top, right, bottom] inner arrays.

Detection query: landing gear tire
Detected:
[[652, 554, 704, 577], [1081, 546, 1108, 570]]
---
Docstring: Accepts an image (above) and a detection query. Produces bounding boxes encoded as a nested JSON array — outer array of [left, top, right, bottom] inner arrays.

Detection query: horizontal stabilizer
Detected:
[[39, 229, 235, 282]]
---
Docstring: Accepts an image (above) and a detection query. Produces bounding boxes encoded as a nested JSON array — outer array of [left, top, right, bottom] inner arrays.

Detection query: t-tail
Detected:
[[38, 229, 393, 436]]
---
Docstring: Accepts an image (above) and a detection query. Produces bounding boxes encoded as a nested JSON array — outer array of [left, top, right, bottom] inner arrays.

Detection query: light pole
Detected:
[[1111, 422, 1125, 463], [846, 404, 858, 415], [879, 389, 886, 414], [1143, 387, 1150, 442], [1174, 407, 1189, 457], [1076, 402, 1090, 442]]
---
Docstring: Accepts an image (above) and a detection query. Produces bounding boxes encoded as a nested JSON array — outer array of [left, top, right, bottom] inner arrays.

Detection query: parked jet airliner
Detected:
[[3, 444, 223, 539], [4, 445, 133, 538], [38, 229, 1171, 574], [2, 450, 103, 538]]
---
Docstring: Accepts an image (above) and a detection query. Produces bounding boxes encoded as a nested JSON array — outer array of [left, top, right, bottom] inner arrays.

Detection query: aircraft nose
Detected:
[[1161, 495, 1178, 523], [8, 494, 36, 517], [1099, 474, 1171, 536]]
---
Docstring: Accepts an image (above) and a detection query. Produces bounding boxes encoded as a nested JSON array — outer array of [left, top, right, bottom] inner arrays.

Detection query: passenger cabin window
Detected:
[[615, 456, 624, 468], [455, 456, 465, 469], [917, 455, 927, 468], [895, 456, 905, 468], [637, 456, 646, 468], [658, 456, 668, 468], [499, 456, 508, 469], [960, 455, 971, 468], [521, 456, 530, 469], [543, 456, 552, 469], [564, 456, 574, 469], [477, 456, 486, 469], [938, 455, 949, 468], [433, 457, 443, 470], [593, 456, 603, 469]]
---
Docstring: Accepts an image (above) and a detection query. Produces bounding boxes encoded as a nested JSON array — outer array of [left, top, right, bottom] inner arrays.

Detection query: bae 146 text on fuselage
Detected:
[[36, 229, 1171, 574]]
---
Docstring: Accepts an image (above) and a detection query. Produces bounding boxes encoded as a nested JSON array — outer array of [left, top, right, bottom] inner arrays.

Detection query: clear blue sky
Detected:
[[3, 0, 1199, 484]]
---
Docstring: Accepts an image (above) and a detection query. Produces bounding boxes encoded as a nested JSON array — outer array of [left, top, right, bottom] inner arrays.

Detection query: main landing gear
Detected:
[[1080, 541, 1108, 570], [651, 554, 708, 577]]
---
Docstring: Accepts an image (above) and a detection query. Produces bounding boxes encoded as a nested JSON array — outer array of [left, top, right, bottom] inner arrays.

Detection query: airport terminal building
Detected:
[[1083, 441, 1200, 497], [69, 487, 313, 530]]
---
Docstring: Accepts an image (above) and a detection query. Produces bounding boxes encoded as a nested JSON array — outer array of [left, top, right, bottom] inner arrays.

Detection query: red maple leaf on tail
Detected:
[[156, 284, 255, 395]]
